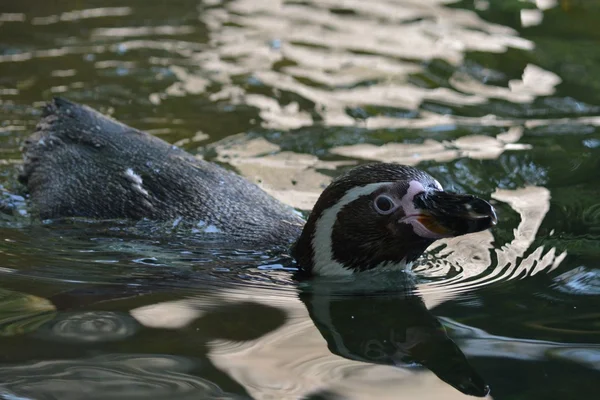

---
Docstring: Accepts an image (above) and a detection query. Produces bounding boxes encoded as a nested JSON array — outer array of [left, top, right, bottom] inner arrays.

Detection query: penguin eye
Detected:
[[374, 195, 396, 215]]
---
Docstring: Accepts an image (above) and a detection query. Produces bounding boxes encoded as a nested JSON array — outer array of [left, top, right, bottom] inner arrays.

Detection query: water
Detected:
[[0, 0, 599, 398]]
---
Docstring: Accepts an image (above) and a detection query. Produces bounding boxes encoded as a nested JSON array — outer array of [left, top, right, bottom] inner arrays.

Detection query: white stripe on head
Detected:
[[399, 180, 426, 217], [312, 182, 392, 276], [399, 180, 446, 239]]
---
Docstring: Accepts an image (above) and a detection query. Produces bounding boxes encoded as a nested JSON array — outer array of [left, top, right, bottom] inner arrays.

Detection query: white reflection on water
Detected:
[[332, 126, 531, 166], [418, 186, 567, 303], [31, 7, 132, 26], [91, 26, 196, 38], [131, 300, 204, 329], [213, 136, 354, 209], [451, 64, 561, 103], [521, 9, 544, 28], [191, 0, 536, 129], [0, 0, 593, 137]]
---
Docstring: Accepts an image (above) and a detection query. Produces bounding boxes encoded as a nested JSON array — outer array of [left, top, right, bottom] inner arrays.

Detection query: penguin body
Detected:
[[19, 99, 497, 275], [20, 98, 303, 247]]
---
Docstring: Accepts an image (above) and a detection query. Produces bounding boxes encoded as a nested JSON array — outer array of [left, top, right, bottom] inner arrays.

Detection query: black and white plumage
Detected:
[[292, 163, 497, 275], [19, 98, 497, 276]]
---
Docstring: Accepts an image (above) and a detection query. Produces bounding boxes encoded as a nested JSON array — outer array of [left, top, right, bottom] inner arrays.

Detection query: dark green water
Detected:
[[0, 0, 599, 399]]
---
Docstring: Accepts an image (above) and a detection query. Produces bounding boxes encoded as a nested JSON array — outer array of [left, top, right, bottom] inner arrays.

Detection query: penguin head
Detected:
[[292, 163, 497, 276]]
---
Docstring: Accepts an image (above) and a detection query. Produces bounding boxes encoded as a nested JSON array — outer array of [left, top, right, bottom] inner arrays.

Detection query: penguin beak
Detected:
[[412, 191, 497, 238]]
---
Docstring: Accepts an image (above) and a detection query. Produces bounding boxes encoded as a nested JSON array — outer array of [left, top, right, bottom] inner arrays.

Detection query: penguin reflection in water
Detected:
[[299, 278, 491, 397], [13, 99, 496, 396], [43, 278, 490, 398]]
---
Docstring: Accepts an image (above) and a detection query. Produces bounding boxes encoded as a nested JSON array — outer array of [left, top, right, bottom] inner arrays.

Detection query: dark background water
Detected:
[[0, 0, 599, 399]]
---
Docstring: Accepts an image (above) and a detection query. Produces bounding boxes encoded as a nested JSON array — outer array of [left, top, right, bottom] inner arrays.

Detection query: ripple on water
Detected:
[[0, 217, 301, 292], [33, 311, 140, 343], [552, 266, 600, 296], [0, 354, 245, 400], [413, 186, 567, 298]]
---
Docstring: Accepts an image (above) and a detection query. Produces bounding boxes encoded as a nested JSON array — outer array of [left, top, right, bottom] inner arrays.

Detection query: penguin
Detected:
[[19, 98, 497, 276]]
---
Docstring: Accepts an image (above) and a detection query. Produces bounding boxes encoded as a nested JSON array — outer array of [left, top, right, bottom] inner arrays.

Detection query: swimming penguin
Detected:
[[19, 98, 497, 276]]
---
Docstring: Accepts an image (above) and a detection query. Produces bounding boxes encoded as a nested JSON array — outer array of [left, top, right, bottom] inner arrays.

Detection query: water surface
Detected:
[[0, 0, 599, 399]]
